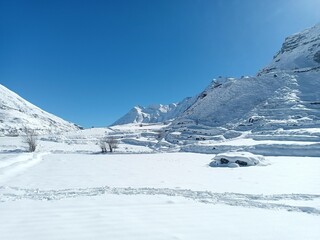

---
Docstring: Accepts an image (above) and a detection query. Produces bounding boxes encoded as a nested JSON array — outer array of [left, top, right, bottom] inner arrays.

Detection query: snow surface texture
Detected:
[[0, 84, 80, 136]]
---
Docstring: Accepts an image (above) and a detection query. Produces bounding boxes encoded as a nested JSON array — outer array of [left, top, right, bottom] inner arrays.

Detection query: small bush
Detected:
[[99, 136, 119, 153], [23, 128, 38, 152]]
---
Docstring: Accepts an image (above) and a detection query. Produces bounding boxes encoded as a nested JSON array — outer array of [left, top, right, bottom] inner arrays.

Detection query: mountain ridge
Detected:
[[114, 24, 320, 129], [112, 96, 197, 126]]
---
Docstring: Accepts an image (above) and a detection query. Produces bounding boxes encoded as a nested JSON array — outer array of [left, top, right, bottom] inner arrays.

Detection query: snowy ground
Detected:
[[0, 130, 319, 239], [0, 154, 319, 238]]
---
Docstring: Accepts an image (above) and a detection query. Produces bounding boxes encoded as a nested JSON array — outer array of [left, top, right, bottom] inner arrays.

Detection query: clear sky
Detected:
[[1, 0, 319, 127]]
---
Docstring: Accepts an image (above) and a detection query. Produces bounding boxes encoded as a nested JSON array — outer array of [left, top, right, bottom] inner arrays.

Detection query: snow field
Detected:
[[0, 138, 319, 239], [0, 152, 319, 239], [1, 152, 319, 195], [0, 194, 319, 240]]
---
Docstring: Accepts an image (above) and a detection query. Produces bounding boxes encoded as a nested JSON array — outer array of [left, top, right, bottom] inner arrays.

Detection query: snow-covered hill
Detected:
[[112, 96, 196, 125], [110, 24, 320, 156], [115, 24, 320, 130], [0, 84, 80, 136], [173, 24, 320, 129], [113, 24, 320, 128]]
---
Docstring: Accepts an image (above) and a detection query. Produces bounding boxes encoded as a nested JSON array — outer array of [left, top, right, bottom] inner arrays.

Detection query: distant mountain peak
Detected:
[[112, 97, 197, 126]]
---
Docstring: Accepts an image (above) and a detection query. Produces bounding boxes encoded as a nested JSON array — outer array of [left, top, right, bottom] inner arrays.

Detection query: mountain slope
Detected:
[[173, 24, 320, 130], [113, 23, 320, 139], [173, 74, 285, 127], [0, 84, 80, 135], [265, 24, 320, 71]]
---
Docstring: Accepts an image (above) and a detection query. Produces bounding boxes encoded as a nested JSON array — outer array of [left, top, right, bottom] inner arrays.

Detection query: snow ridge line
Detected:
[[0, 186, 319, 215]]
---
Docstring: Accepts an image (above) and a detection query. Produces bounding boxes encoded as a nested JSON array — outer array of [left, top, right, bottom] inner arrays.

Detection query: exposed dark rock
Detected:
[[220, 158, 229, 164], [200, 93, 207, 99], [280, 34, 306, 54], [214, 83, 222, 88], [314, 50, 320, 63], [235, 160, 248, 166]]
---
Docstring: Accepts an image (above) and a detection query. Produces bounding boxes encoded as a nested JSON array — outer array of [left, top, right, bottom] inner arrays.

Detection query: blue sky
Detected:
[[0, 0, 319, 127]]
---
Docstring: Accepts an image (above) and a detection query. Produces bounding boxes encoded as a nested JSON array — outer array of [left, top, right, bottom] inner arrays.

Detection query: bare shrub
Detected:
[[99, 136, 119, 153], [106, 136, 119, 153], [99, 138, 108, 153], [23, 128, 38, 152]]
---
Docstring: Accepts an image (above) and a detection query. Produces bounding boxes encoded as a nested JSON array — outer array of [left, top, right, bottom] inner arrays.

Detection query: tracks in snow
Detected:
[[0, 185, 319, 215], [0, 153, 48, 182]]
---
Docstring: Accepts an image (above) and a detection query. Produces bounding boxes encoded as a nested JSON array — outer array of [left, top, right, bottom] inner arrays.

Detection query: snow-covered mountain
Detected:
[[173, 24, 320, 128], [114, 24, 320, 134], [0, 84, 80, 136], [110, 24, 320, 156], [112, 96, 197, 125]]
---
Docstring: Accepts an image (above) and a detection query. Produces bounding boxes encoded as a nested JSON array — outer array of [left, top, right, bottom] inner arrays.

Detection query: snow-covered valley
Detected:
[[0, 127, 319, 239], [0, 23, 320, 239]]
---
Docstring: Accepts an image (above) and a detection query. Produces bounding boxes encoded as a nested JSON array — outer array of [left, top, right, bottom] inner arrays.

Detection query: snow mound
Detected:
[[209, 152, 267, 168]]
